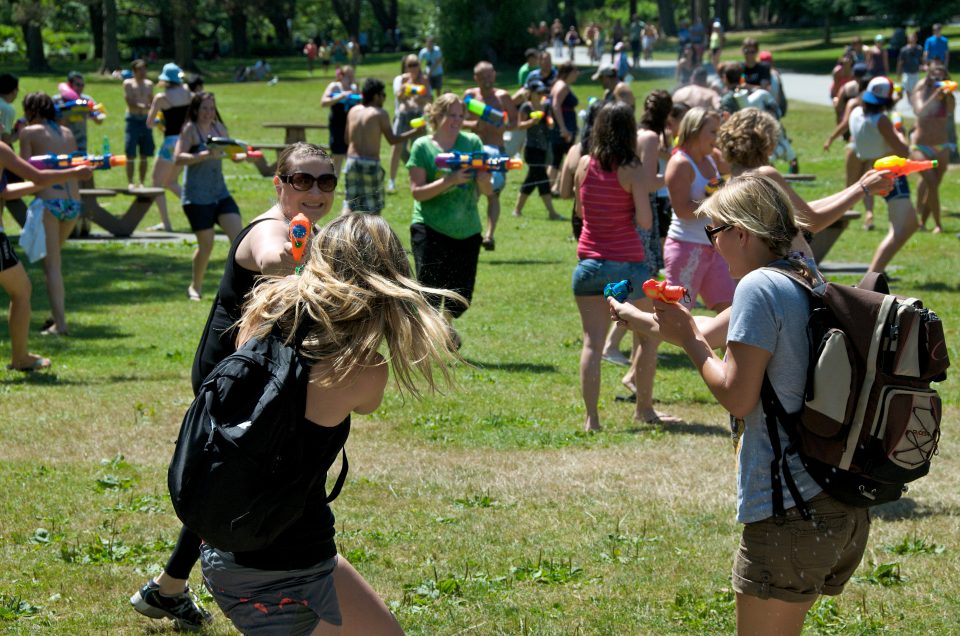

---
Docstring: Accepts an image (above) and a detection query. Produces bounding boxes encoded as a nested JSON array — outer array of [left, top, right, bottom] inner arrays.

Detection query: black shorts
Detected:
[[521, 147, 551, 196], [329, 124, 348, 155], [0, 231, 20, 273], [410, 223, 481, 319], [651, 194, 672, 239], [183, 196, 241, 232], [551, 140, 573, 169]]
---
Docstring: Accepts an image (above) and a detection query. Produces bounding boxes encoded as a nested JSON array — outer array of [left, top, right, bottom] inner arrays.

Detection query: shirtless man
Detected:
[[464, 61, 518, 250], [123, 60, 155, 189], [592, 63, 636, 109], [343, 78, 418, 214]]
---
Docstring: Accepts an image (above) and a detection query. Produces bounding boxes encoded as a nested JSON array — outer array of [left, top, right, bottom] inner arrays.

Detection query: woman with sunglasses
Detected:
[[135, 144, 414, 634], [611, 175, 871, 636], [174, 91, 248, 301]]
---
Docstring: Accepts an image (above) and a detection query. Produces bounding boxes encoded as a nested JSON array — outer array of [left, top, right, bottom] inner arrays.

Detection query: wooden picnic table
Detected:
[[79, 187, 166, 237], [262, 122, 328, 145], [809, 210, 861, 263]]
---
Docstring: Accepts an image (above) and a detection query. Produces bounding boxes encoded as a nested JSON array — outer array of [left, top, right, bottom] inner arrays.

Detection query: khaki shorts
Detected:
[[732, 493, 870, 603]]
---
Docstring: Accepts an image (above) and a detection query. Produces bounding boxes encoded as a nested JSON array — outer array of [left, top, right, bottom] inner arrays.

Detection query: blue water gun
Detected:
[[331, 92, 362, 108], [603, 279, 633, 303], [464, 95, 506, 127]]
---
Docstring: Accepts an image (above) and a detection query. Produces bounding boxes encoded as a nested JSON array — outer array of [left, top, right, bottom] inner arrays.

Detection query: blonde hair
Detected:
[[676, 106, 720, 148], [425, 92, 462, 130], [237, 213, 462, 396], [698, 174, 809, 258], [716, 109, 779, 169]]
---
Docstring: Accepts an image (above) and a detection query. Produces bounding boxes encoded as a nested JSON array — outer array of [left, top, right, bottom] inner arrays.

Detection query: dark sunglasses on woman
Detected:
[[279, 173, 338, 192]]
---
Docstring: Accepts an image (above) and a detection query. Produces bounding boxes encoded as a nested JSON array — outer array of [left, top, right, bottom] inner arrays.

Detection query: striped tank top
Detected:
[[577, 157, 645, 262]]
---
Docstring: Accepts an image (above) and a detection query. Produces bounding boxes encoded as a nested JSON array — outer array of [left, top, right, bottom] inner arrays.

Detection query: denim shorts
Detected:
[[124, 114, 156, 158], [572, 258, 649, 298], [884, 175, 910, 202]]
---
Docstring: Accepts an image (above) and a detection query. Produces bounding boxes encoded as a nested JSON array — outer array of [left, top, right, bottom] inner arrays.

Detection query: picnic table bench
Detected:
[[262, 123, 328, 145], [809, 210, 861, 263], [79, 187, 165, 237]]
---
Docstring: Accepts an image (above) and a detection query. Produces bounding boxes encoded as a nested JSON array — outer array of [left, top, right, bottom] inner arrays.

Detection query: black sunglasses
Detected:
[[704, 223, 733, 244], [279, 172, 338, 192]]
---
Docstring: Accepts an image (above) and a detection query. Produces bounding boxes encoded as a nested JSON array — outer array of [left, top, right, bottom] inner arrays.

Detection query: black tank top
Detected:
[[191, 218, 277, 394], [162, 105, 189, 136], [233, 415, 351, 570]]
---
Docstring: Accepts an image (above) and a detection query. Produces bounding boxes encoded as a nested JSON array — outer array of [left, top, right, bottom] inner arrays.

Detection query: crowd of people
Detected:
[[0, 18, 953, 636]]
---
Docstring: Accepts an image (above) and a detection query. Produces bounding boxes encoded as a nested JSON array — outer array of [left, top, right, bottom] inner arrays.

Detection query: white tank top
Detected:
[[849, 107, 889, 160], [667, 150, 718, 245]]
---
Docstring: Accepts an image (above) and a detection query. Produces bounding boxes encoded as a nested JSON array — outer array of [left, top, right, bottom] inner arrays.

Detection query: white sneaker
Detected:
[[601, 350, 631, 367], [386, 180, 396, 193]]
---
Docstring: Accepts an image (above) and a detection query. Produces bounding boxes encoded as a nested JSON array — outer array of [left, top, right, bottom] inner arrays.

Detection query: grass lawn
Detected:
[[1, 49, 959, 634]]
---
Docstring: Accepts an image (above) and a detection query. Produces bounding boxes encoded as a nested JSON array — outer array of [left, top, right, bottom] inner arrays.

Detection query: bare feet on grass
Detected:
[[636, 409, 683, 425]]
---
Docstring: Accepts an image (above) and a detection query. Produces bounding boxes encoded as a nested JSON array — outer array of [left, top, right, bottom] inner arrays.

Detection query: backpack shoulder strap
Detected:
[[760, 374, 812, 521], [325, 450, 349, 503]]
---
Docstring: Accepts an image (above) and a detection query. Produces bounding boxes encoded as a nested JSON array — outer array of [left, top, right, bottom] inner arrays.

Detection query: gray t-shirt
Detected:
[[899, 44, 923, 75], [727, 267, 822, 523]]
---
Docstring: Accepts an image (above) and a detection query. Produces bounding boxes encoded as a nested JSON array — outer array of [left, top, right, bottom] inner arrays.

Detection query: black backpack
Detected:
[[760, 263, 947, 520], [168, 329, 348, 552]]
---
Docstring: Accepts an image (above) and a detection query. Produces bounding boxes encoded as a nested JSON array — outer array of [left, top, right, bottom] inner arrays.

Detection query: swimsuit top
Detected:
[[161, 105, 189, 136]]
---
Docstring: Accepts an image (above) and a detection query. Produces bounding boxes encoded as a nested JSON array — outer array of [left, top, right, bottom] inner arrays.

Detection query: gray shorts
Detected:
[[200, 544, 341, 635]]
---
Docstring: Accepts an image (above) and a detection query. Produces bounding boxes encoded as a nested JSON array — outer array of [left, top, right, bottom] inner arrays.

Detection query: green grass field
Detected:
[[1, 47, 959, 635]]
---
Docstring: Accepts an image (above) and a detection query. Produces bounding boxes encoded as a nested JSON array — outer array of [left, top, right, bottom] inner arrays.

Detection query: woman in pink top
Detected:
[[572, 102, 659, 432]]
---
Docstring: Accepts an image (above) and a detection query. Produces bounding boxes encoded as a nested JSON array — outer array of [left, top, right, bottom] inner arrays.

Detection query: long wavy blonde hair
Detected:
[[237, 213, 462, 396]]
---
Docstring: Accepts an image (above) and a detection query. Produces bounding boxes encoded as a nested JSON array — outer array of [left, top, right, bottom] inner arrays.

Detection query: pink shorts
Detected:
[[662, 238, 736, 309]]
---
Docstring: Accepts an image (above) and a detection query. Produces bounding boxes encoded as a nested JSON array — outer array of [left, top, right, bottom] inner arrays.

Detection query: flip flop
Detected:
[[7, 357, 52, 372]]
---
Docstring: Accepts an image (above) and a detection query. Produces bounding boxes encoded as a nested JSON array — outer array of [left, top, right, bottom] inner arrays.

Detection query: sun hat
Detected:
[[862, 76, 893, 105], [158, 63, 184, 84], [591, 63, 618, 81]]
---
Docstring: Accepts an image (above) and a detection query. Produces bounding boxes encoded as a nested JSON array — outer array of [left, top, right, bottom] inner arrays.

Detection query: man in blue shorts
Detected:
[[123, 60, 155, 189]]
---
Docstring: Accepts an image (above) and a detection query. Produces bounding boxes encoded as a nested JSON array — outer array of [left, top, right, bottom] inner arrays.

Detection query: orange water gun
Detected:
[[872, 155, 937, 177], [935, 80, 958, 92], [289, 213, 311, 273], [401, 84, 427, 97], [642, 279, 689, 304]]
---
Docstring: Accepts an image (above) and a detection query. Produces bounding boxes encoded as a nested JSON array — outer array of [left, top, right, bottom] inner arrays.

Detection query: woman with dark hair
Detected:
[[549, 61, 580, 188], [174, 91, 248, 301], [601, 89, 672, 376], [572, 102, 660, 431], [18, 92, 86, 336]]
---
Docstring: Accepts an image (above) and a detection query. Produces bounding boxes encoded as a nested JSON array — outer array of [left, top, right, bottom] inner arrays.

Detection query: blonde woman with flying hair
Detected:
[[610, 175, 871, 636], [200, 212, 461, 636]]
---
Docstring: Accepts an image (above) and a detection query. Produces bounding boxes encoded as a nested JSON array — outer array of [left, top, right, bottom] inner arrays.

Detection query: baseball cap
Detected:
[[852, 62, 868, 77], [862, 76, 893, 105], [527, 79, 548, 94], [759, 50, 773, 63], [591, 63, 617, 81]]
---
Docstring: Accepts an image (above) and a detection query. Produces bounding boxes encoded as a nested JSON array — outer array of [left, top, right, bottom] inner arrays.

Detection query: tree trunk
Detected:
[[715, 0, 729, 28], [171, 0, 196, 71], [158, 0, 176, 58], [89, 0, 104, 60], [657, 0, 677, 36], [22, 23, 49, 72], [734, 0, 751, 29], [367, 0, 398, 38], [263, 0, 293, 49], [229, 5, 249, 57], [628, 0, 637, 20], [824, 12, 831, 45], [331, 0, 361, 40], [100, 0, 121, 73], [696, 0, 709, 23]]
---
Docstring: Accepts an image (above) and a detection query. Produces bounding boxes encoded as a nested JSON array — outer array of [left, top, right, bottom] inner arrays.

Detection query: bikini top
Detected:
[[162, 105, 189, 135]]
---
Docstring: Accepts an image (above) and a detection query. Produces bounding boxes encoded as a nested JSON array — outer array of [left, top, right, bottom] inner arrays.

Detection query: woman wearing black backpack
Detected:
[[196, 213, 458, 635], [610, 175, 871, 635]]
